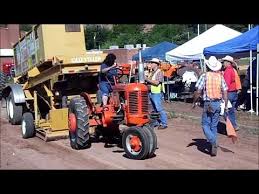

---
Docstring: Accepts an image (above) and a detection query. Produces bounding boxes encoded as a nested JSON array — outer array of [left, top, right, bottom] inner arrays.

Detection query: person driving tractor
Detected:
[[99, 53, 118, 106]]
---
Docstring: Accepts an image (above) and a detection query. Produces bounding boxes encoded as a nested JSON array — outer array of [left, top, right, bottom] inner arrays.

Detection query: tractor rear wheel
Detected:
[[7, 92, 23, 125], [143, 124, 157, 158], [69, 97, 90, 150], [122, 126, 150, 160]]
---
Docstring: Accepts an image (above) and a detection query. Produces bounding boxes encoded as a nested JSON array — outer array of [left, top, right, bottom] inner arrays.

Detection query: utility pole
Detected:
[[93, 32, 96, 49], [187, 32, 190, 40], [94, 25, 99, 49], [198, 24, 200, 35]]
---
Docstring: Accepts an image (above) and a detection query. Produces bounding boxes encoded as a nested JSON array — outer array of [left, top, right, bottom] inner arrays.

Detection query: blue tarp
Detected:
[[132, 41, 178, 61], [204, 26, 259, 57]]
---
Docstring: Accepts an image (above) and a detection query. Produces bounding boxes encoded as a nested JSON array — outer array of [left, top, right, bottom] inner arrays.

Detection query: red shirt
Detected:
[[224, 65, 236, 92]]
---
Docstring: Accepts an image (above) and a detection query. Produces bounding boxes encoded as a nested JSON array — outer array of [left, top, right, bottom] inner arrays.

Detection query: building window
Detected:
[[65, 24, 81, 32]]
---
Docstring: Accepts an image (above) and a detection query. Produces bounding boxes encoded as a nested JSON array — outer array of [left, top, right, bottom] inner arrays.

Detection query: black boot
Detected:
[[211, 144, 217, 157]]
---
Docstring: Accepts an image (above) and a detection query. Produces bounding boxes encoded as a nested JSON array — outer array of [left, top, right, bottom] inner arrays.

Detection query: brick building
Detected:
[[102, 48, 139, 65], [0, 24, 20, 72]]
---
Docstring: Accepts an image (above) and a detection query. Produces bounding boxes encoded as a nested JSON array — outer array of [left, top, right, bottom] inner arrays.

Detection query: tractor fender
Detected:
[[2, 84, 26, 103], [80, 92, 94, 114]]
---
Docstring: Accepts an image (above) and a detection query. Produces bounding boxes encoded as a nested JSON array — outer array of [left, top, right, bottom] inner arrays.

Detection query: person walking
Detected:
[[222, 55, 239, 131], [193, 56, 228, 156]]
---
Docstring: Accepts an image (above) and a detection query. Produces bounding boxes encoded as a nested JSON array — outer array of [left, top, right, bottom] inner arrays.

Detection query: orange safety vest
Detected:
[[205, 72, 223, 99], [233, 69, 242, 90]]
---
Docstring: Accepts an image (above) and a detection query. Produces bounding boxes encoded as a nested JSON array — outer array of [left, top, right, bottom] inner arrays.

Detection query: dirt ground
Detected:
[[164, 100, 259, 130], [0, 100, 258, 169]]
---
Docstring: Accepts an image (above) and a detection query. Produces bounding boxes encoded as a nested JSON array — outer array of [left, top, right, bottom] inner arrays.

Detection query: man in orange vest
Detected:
[[193, 56, 228, 156]]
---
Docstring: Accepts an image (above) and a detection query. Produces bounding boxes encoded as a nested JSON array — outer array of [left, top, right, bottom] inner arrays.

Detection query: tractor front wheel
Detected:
[[122, 126, 150, 160], [143, 125, 157, 158]]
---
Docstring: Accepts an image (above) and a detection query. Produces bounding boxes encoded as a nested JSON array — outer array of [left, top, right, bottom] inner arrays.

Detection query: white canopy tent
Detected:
[[165, 24, 242, 63]]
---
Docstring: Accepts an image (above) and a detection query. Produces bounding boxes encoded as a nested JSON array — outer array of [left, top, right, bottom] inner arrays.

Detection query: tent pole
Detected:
[[167, 76, 169, 102], [200, 59, 204, 73], [256, 44, 259, 116], [249, 49, 254, 113], [201, 54, 205, 73]]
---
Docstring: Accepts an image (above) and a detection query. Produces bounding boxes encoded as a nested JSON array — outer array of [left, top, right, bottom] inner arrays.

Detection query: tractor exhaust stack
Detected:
[[138, 50, 145, 83]]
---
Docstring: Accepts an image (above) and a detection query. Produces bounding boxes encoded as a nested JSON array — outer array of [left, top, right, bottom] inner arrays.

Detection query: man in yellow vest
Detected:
[[145, 58, 168, 130]]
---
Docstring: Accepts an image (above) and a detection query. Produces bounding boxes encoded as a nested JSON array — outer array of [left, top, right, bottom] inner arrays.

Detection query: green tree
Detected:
[[92, 24, 255, 50], [85, 25, 111, 50], [144, 24, 192, 46], [105, 24, 145, 48], [20, 24, 34, 32], [224, 24, 249, 32]]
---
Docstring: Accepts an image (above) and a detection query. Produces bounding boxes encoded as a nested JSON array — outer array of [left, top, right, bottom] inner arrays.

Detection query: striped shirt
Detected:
[[195, 72, 228, 101]]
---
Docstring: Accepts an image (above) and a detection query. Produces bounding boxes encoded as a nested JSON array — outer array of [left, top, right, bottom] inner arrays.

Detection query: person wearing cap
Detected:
[[222, 55, 239, 131], [193, 56, 228, 156], [145, 58, 168, 130]]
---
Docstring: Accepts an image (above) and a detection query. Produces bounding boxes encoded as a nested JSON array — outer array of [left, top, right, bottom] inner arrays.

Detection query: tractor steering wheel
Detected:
[[107, 67, 124, 81], [115, 67, 124, 79]]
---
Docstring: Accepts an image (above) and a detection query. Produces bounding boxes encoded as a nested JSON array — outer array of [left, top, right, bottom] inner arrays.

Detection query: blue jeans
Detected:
[[99, 81, 112, 97], [228, 91, 238, 129], [202, 101, 221, 146], [150, 93, 168, 127]]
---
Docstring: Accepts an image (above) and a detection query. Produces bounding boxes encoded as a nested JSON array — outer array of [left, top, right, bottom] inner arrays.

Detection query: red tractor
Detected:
[[68, 63, 157, 160]]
